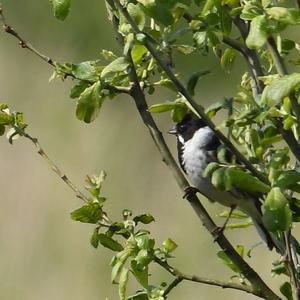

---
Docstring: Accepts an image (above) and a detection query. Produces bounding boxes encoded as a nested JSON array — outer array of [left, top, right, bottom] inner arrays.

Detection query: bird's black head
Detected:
[[169, 113, 207, 142]]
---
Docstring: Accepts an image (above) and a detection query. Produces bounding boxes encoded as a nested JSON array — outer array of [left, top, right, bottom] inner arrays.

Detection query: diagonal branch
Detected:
[[112, 0, 269, 185], [154, 256, 264, 298]]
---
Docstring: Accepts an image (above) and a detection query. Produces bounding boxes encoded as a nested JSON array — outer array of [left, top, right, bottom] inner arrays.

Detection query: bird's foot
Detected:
[[183, 186, 199, 199]]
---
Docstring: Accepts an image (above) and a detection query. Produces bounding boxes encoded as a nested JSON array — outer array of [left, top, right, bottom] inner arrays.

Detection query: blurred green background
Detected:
[[0, 1, 293, 299]]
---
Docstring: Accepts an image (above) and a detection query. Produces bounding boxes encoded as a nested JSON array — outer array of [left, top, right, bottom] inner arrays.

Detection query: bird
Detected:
[[168, 112, 281, 251]]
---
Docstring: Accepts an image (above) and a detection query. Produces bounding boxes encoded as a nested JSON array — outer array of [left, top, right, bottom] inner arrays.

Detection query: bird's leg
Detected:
[[213, 205, 236, 241], [183, 186, 200, 199]]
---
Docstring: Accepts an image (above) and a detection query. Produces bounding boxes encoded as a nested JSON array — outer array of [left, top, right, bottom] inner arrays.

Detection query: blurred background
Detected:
[[0, 1, 297, 299]]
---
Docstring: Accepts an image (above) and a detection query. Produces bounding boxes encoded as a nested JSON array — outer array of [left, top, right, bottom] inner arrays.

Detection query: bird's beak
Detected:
[[168, 127, 177, 135]]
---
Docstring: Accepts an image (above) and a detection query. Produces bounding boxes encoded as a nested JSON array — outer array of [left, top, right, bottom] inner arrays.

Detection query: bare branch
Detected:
[[154, 257, 266, 298]]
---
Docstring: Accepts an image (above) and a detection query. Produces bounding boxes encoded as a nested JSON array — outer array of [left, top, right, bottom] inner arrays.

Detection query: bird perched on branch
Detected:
[[169, 112, 281, 251]]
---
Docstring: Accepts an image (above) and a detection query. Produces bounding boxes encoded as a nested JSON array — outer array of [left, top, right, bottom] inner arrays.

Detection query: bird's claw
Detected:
[[183, 186, 199, 199]]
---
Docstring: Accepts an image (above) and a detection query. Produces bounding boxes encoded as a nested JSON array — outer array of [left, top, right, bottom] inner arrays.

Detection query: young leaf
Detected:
[[70, 81, 90, 99], [131, 260, 148, 288], [119, 268, 129, 300], [211, 167, 232, 191], [246, 15, 269, 49], [162, 238, 178, 253], [71, 202, 102, 224], [221, 48, 237, 73], [99, 233, 124, 252], [267, 7, 299, 25], [263, 187, 292, 232], [139, 1, 174, 26], [133, 214, 155, 225], [148, 102, 185, 113], [217, 251, 240, 273], [111, 260, 125, 283], [101, 57, 129, 78], [275, 170, 300, 189], [49, 0, 71, 21], [76, 81, 104, 123], [262, 73, 300, 106], [72, 61, 98, 81], [90, 227, 100, 248], [226, 168, 270, 193], [186, 70, 210, 96], [280, 282, 293, 300]]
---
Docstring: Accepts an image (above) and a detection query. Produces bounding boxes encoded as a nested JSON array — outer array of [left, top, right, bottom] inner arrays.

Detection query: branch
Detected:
[[0, 6, 131, 94], [19, 130, 111, 225], [22, 131, 89, 203], [154, 257, 265, 298], [0, 7, 55, 67], [107, 2, 281, 299], [112, 0, 268, 185]]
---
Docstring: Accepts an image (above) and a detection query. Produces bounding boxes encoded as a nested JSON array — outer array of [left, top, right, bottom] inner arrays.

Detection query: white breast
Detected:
[[182, 126, 213, 187]]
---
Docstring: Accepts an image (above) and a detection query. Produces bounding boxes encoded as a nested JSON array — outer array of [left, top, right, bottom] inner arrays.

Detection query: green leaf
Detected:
[[72, 61, 98, 81], [49, 0, 71, 21], [262, 73, 300, 106], [275, 170, 300, 189], [162, 238, 178, 253], [148, 102, 185, 113], [268, 7, 299, 25], [99, 234, 124, 252], [135, 249, 152, 268], [133, 214, 155, 224], [221, 48, 237, 73], [171, 105, 188, 122], [131, 45, 148, 65], [203, 162, 220, 177], [186, 70, 210, 96], [111, 260, 124, 283], [0, 112, 14, 125], [101, 57, 129, 78], [246, 15, 269, 49], [205, 98, 233, 118], [90, 227, 99, 248], [70, 81, 90, 99], [217, 250, 240, 273], [71, 202, 102, 224], [131, 260, 148, 288], [76, 81, 104, 123], [263, 187, 292, 232], [128, 3, 146, 30], [0, 125, 5, 136], [211, 167, 232, 191], [119, 268, 129, 300], [139, 1, 174, 26], [226, 168, 270, 193], [280, 282, 293, 300]]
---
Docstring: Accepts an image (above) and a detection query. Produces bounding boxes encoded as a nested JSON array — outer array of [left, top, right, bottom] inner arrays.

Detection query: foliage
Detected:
[[3, 0, 300, 298]]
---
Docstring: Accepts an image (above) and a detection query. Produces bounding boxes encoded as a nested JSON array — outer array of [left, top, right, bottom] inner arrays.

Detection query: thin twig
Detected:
[[21, 130, 112, 224], [0, 7, 55, 66], [113, 0, 268, 185], [163, 277, 183, 297], [0, 6, 131, 95], [154, 257, 265, 298], [22, 132, 89, 203]]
